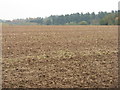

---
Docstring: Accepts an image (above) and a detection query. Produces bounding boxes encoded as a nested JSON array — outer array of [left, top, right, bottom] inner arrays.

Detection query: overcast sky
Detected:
[[0, 0, 119, 20]]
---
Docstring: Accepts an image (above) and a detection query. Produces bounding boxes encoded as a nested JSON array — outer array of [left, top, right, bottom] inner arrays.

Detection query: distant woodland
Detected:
[[1, 10, 119, 25]]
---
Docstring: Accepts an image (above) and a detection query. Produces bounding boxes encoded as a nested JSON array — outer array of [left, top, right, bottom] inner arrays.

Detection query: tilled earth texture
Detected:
[[2, 25, 118, 88]]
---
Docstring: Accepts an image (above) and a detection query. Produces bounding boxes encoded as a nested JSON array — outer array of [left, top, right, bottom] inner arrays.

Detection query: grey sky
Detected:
[[0, 0, 119, 20]]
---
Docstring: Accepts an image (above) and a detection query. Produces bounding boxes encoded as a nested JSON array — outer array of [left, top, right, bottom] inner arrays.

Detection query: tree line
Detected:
[[4, 10, 119, 25]]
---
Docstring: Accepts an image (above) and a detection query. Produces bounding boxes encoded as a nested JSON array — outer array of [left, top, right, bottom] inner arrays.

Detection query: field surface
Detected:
[[2, 25, 118, 88]]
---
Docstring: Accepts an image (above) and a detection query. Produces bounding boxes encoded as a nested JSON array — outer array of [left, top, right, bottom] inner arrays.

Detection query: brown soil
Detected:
[[2, 25, 118, 88]]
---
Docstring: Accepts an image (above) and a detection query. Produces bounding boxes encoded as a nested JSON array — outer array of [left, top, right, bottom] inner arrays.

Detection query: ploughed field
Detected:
[[2, 25, 118, 88]]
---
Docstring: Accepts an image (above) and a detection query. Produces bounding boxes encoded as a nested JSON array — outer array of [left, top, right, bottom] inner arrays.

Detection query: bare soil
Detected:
[[2, 25, 118, 88]]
